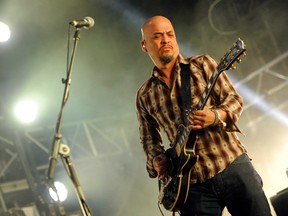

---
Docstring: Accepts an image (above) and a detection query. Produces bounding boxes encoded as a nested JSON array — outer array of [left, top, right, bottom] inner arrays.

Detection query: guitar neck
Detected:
[[196, 69, 221, 111], [175, 38, 246, 152]]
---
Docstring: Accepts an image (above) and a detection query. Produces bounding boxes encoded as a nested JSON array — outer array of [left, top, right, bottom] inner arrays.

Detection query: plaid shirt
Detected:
[[136, 54, 247, 183]]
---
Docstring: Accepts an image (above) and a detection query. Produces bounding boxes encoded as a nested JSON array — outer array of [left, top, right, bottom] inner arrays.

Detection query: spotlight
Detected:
[[0, 21, 11, 42], [14, 99, 38, 124], [48, 181, 68, 202]]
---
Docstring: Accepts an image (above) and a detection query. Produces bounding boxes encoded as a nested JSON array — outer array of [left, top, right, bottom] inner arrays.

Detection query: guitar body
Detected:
[[158, 38, 246, 212], [159, 127, 199, 211], [160, 165, 192, 211]]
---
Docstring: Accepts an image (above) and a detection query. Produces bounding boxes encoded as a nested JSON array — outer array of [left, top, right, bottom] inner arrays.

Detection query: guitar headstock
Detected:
[[217, 38, 246, 72]]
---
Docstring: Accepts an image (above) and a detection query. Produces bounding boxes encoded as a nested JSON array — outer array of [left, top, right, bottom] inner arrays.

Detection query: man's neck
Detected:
[[157, 57, 177, 78], [156, 62, 177, 88]]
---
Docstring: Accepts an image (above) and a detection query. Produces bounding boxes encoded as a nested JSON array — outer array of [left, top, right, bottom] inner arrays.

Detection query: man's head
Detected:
[[140, 16, 180, 67]]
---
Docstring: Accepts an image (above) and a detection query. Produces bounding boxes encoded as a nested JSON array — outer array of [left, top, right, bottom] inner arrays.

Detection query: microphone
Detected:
[[70, 17, 95, 29]]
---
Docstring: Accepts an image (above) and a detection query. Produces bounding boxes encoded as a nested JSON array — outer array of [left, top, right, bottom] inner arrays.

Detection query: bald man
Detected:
[[136, 16, 271, 216]]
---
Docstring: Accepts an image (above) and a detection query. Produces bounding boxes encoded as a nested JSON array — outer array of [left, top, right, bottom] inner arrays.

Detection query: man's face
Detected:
[[141, 17, 179, 65]]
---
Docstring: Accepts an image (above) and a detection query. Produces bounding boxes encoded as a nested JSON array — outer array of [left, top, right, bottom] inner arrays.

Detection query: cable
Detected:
[[158, 201, 165, 216]]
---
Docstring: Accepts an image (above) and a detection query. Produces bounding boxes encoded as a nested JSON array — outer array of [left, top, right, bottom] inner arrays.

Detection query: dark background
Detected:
[[0, 0, 287, 215]]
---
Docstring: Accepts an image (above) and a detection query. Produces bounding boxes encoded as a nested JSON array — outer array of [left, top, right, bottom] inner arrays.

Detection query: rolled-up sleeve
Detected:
[[202, 55, 243, 131]]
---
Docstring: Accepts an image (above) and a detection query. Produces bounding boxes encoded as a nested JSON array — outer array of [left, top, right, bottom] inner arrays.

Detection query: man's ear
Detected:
[[141, 40, 148, 52]]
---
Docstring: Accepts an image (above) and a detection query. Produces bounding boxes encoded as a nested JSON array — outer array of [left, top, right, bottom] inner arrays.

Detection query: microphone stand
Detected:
[[47, 28, 92, 216]]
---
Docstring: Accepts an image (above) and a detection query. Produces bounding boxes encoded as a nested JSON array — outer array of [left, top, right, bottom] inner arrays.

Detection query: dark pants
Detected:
[[180, 154, 271, 216]]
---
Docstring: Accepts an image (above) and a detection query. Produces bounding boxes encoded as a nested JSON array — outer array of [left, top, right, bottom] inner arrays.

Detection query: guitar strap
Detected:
[[180, 64, 192, 125]]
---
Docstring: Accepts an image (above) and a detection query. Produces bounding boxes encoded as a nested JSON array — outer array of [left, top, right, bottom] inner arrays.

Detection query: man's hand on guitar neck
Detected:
[[188, 107, 227, 130], [153, 153, 169, 181]]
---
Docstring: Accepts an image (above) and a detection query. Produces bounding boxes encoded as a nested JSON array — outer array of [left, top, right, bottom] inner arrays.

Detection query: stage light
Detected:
[[14, 100, 38, 124], [49, 181, 68, 202], [0, 21, 11, 42]]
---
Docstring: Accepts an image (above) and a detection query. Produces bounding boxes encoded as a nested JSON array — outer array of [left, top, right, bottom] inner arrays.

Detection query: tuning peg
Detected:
[[231, 64, 236, 70], [243, 52, 247, 57], [236, 58, 242, 63]]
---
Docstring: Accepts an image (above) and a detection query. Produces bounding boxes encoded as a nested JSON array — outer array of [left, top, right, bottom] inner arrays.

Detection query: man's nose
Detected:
[[161, 35, 170, 44]]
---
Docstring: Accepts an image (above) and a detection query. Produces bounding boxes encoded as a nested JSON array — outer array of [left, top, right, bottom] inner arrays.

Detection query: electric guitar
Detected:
[[158, 38, 247, 212]]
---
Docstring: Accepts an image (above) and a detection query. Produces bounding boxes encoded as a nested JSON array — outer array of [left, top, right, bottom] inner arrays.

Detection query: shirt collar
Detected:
[[151, 54, 189, 79]]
